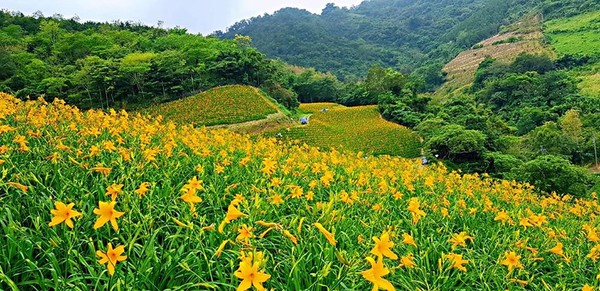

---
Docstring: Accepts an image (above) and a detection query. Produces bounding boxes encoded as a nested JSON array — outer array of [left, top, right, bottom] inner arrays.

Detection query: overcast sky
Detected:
[[1, 0, 364, 35]]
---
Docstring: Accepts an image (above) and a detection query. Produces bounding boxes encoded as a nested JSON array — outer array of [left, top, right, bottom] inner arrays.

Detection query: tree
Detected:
[[427, 124, 487, 163], [515, 155, 594, 197], [510, 53, 555, 74], [560, 109, 583, 144], [524, 122, 574, 159], [261, 79, 299, 110], [120, 52, 157, 98]]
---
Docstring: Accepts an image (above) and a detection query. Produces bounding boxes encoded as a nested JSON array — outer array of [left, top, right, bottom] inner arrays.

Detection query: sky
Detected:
[[1, 0, 364, 35]]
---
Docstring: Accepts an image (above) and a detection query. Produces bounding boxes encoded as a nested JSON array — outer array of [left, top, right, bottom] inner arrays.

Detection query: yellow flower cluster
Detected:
[[0, 93, 598, 289]]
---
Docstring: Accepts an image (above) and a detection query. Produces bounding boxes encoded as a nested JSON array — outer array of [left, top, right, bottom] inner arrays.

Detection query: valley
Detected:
[[1, 1, 600, 290]]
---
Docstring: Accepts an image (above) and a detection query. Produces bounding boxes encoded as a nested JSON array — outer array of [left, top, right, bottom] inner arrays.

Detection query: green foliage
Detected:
[[261, 80, 300, 110], [491, 36, 520, 45], [523, 122, 576, 159], [413, 50, 598, 195], [291, 69, 344, 103], [427, 124, 487, 163], [482, 152, 523, 178], [510, 54, 556, 74], [514, 155, 595, 197], [545, 11, 600, 57], [220, 0, 542, 81], [0, 10, 294, 110], [476, 70, 579, 130]]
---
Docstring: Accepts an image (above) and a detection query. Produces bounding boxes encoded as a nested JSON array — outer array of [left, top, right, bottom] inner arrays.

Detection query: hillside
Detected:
[[0, 10, 298, 111], [273, 103, 421, 157], [220, 0, 538, 80], [438, 14, 550, 95], [544, 11, 600, 99], [2, 93, 600, 290], [220, 0, 600, 81], [381, 8, 600, 197], [142, 85, 280, 126]]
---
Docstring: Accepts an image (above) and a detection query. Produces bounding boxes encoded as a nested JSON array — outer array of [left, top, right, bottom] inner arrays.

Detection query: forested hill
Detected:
[[0, 10, 299, 110], [220, 0, 600, 81]]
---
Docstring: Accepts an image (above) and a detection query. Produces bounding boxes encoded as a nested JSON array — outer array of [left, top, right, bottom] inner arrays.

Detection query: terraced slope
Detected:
[[276, 103, 421, 157], [439, 15, 549, 95], [143, 85, 279, 126]]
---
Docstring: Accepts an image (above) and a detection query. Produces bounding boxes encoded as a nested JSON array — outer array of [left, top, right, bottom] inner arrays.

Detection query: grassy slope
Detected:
[[545, 11, 600, 98], [437, 15, 550, 97], [1, 94, 600, 290], [142, 85, 279, 126], [273, 103, 421, 157], [545, 11, 600, 56]]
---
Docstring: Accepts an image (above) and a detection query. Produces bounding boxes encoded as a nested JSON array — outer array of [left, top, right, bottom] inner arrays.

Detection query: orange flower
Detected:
[[314, 222, 336, 246], [402, 233, 417, 247], [361, 256, 396, 291], [135, 182, 150, 197], [180, 186, 202, 212], [234, 255, 270, 291], [96, 242, 127, 276], [500, 251, 523, 272], [371, 231, 398, 260], [407, 197, 426, 224], [236, 224, 254, 243], [91, 166, 112, 176], [448, 232, 474, 249], [48, 201, 82, 229], [105, 184, 124, 201], [398, 253, 416, 269], [445, 253, 469, 272], [93, 201, 125, 231]]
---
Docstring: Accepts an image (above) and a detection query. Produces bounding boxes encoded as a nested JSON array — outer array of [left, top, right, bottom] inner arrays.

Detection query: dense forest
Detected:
[[0, 10, 304, 109], [220, 0, 600, 83]]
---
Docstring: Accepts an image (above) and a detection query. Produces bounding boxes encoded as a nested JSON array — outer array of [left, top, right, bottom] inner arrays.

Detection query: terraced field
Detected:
[[143, 85, 279, 126], [439, 15, 549, 96], [274, 103, 421, 157]]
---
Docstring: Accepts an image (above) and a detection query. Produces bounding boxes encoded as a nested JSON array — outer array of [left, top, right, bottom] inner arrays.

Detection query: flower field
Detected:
[[1, 93, 600, 290], [280, 103, 421, 157], [142, 85, 279, 126]]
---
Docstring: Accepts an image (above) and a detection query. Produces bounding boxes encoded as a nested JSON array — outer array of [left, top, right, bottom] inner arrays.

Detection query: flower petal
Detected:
[[48, 216, 65, 227], [94, 216, 109, 229]]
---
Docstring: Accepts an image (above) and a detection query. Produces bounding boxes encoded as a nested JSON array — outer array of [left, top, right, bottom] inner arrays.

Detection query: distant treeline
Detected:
[[0, 10, 303, 109]]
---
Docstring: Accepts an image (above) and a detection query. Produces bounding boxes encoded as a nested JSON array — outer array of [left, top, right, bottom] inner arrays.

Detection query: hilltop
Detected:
[[142, 85, 282, 127]]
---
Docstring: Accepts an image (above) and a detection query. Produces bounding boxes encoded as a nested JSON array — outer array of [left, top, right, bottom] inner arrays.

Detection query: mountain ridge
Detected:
[[219, 0, 600, 81]]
